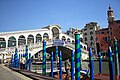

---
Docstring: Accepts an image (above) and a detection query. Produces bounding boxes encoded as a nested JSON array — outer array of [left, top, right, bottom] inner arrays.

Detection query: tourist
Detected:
[[20, 57, 26, 70], [65, 58, 71, 79]]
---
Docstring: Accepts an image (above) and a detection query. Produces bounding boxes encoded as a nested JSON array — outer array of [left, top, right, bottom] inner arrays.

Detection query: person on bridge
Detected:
[[65, 58, 71, 79]]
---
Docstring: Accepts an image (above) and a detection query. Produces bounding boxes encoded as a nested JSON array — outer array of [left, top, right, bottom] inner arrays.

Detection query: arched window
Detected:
[[18, 35, 26, 45], [85, 37, 87, 41], [90, 42, 94, 46], [27, 34, 34, 44], [43, 33, 49, 40], [0, 38, 6, 48], [8, 36, 16, 47], [62, 36, 66, 41], [67, 38, 70, 42], [90, 36, 93, 40], [84, 33, 87, 36], [90, 31, 93, 35], [36, 34, 42, 43]]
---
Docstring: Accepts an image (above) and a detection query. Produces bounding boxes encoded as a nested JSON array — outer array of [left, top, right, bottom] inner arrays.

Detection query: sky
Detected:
[[0, 0, 120, 32]]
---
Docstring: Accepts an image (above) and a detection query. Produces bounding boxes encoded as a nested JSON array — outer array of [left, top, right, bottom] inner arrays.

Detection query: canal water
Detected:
[[31, 61, 120, 74]]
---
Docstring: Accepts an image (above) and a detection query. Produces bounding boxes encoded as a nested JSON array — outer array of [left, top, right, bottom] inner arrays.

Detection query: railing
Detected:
[[0, 40, 88, 55]]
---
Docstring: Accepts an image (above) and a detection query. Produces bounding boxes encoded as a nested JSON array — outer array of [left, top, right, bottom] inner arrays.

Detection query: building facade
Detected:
[[96, 28, 109, 53], [82, 22, 100, 54], [96, 5, 120, 53]]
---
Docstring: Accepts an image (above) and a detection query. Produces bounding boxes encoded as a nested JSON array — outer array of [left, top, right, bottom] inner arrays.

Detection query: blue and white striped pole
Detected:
[[51, 52, 54, 77], [108, 47, 114, 80], [59, 51, 62, 80], [71, 50, 74, 80], [89, 48, 94, 80]]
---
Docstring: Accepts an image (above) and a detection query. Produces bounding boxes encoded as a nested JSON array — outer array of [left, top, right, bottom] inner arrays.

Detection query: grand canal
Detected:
[[31, 60, 120, 74]]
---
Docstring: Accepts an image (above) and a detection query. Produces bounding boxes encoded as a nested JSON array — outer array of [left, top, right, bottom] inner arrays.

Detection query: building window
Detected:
[[110, 32, 112, 36], [90, 42, 93, 46], [110, 27, 112, 30], [85, 37, 87, 41], [90, 31, 93, 35], [90, 36, 93, 40], [100, 32, 104, 34], [96, 38, 98, 41], [84, 33, 87, 36], [90, 27, 93, 29], [84, 29, 87, 31]]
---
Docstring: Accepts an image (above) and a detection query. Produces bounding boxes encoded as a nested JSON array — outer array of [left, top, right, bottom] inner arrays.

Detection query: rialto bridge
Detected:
[[0, 24, 88, 63]]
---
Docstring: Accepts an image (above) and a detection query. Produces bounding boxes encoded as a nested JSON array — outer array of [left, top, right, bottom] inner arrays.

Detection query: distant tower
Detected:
[[107, 4, 114, 23]]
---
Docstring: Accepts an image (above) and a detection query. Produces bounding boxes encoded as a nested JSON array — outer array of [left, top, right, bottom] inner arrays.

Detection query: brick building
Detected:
[[96, 5, 120, 53]]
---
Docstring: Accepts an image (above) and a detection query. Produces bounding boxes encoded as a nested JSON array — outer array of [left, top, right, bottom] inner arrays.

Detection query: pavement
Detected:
[[0, 64, 32, 80]]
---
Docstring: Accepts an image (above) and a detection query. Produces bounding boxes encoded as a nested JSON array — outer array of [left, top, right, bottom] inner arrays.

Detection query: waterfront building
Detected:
[[107, 5, 120, 52], [96, 5, 120, 53], [82, 22, 100, 54], [96, 28, 109, 53]]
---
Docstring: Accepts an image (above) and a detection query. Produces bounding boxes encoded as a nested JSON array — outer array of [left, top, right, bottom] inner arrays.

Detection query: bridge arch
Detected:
[[36, 34, 42, 43], [27, 34, 34, 44], [18, 35, 26, 45], [34, 46, 73, 60], [8, 36, 16, 47], [0, 37, 6, 48]]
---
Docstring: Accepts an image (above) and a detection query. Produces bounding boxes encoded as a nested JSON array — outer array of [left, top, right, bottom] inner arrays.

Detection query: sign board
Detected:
[[53, 40, 64, 46]]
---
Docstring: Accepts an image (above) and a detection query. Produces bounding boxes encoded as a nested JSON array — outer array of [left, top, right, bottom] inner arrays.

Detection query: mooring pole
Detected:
[[51, 52, 54, 77], [28, 53, 31, 71], [42, 39, 46, 76], [14, 48, 18, 68], [108, 47, 114, 80], [75, 30, 81, 80], [98, 52, 102, 75], [89, 48, 94, 80], [71, 50, 74, 80], [25, 45, 28, 70], [59, 51, 62, 80], [114, 39, 119, 77]]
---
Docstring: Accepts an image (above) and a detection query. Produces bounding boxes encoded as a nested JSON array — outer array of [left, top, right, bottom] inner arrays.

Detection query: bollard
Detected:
[[71, 50, 74, 80], [89, 48, 94, 80], [59, 51, 62, 80], [75, 31, 81, 80], [51, 52, 54, 77], [108, 47, 114, 80], [42, 39, 46, 76]]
